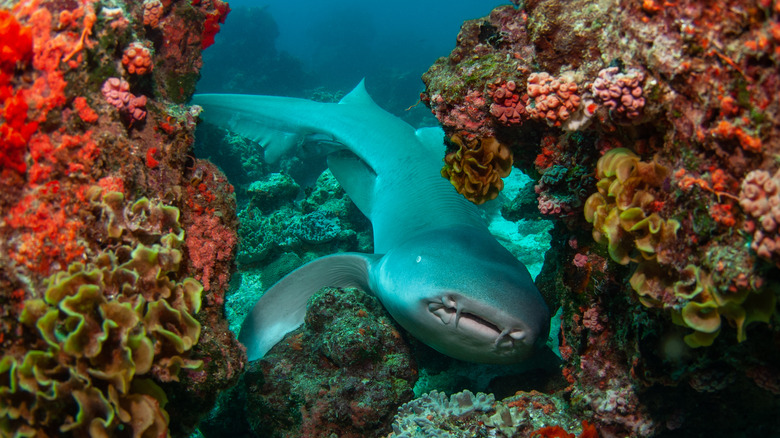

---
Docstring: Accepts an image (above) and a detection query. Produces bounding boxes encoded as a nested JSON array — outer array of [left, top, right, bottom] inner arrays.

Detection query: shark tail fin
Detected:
[[238, 253, 381, 361]]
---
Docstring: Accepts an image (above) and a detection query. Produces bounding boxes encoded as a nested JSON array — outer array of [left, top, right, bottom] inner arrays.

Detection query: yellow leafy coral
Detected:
[[584, 149, 775, 347], [583, 148, 679, 265], [0, 191, 203, 436], [441, 134, 513, 205]]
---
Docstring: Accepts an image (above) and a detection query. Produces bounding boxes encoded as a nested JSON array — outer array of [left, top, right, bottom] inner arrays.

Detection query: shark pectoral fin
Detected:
[[238, 252, 382, 361], [326, 150, 377, 218]]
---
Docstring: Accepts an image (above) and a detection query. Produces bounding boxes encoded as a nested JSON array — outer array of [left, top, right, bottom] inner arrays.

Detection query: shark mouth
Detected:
[[427, 296, 527, 350]]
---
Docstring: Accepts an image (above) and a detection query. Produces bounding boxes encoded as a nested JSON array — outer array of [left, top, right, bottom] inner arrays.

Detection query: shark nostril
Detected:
[[429, 304, 456, 324], [442, 296, 457, 308]]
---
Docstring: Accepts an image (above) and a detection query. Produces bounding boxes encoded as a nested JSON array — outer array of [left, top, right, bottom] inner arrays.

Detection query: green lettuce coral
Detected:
[[0, 191, 204, 436], [585, 149, 775, 348], [584, 148, 679, 265]]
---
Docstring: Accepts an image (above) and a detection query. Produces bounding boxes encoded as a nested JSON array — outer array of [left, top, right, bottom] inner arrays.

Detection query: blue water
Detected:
[[197, 0, 507, 123]]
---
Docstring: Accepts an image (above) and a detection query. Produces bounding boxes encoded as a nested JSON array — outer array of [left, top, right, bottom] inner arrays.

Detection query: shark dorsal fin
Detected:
[[327, 150, 377, 218], [338, 79, 376, 107]]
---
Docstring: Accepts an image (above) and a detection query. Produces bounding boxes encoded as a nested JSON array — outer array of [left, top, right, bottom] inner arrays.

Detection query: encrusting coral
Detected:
[[441, 134, 513, 205]]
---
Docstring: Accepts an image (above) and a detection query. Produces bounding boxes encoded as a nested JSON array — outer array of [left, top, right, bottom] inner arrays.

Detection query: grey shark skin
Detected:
[[192, 81, 550, 364]]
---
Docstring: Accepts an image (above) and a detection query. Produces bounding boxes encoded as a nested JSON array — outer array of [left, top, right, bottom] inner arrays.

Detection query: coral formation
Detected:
[[101, 77, 148, 122], [122, 41, 153, 75], [740, 169, 780, 266], [420, 0, 780, 435], [388, 389, 595, 437], [238, 287, 417, 438], [0, 0, 242, 435], [247, 172, 300, 212], [389, 390, 495, 437], [441, 134, 513, 204], [583, 148, 678, 265], [591, 67, 646, 120], [1, 190, 202, 435], [525, 72, 581, 127]]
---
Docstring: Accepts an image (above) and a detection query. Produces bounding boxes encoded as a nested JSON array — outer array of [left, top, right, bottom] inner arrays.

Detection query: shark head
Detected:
[[370, 225, 550, 364]]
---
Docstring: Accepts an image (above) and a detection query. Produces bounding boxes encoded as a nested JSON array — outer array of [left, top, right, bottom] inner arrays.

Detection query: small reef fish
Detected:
[[192, 81, 550, 364]]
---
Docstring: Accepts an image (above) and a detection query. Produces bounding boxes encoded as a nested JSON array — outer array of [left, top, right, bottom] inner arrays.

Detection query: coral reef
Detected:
[[0, 0, 242, 435], [421, 0, 780, 435]]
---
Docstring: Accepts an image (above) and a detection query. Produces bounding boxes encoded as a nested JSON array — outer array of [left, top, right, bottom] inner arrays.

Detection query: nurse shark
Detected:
[[192, 81, 550, 364]]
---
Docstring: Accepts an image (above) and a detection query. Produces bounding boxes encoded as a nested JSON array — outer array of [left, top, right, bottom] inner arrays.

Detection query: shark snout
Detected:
[[426, 295, 537, 353]]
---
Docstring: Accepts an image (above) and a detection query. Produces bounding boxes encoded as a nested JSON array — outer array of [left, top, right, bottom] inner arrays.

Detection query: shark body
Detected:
[[192, 81, 550, 364]]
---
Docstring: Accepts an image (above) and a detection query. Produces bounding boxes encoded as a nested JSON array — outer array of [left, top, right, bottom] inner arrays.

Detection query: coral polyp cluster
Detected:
[[590, 67, 646, 120], [441, 134, 513, 204], [102, 77, 148, 122], [122, 42, 153, 75], [526, 72, 581, 127], [488, 79, 527, 126], [740, 169, 780, 266]]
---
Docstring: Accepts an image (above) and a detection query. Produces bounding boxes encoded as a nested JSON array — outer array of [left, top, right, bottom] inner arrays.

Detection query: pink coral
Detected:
[[573, 253, 589, 268], [525, 72, 580, 126], [739, 169, 780, 266], [101, 77, 147, 122], [591, 67, 646, 120], [122, 42, 153, 75], [582, 306, 607, 333], [537, 192, 566, 215], [488, 79, 528, 126], [427, 90, 491, 140], [142, 0, 163, 28]]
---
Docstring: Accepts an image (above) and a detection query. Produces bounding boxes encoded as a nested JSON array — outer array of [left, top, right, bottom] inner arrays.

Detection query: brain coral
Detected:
[[0, 191, 204, 436], [441, 134, 513, 205]]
